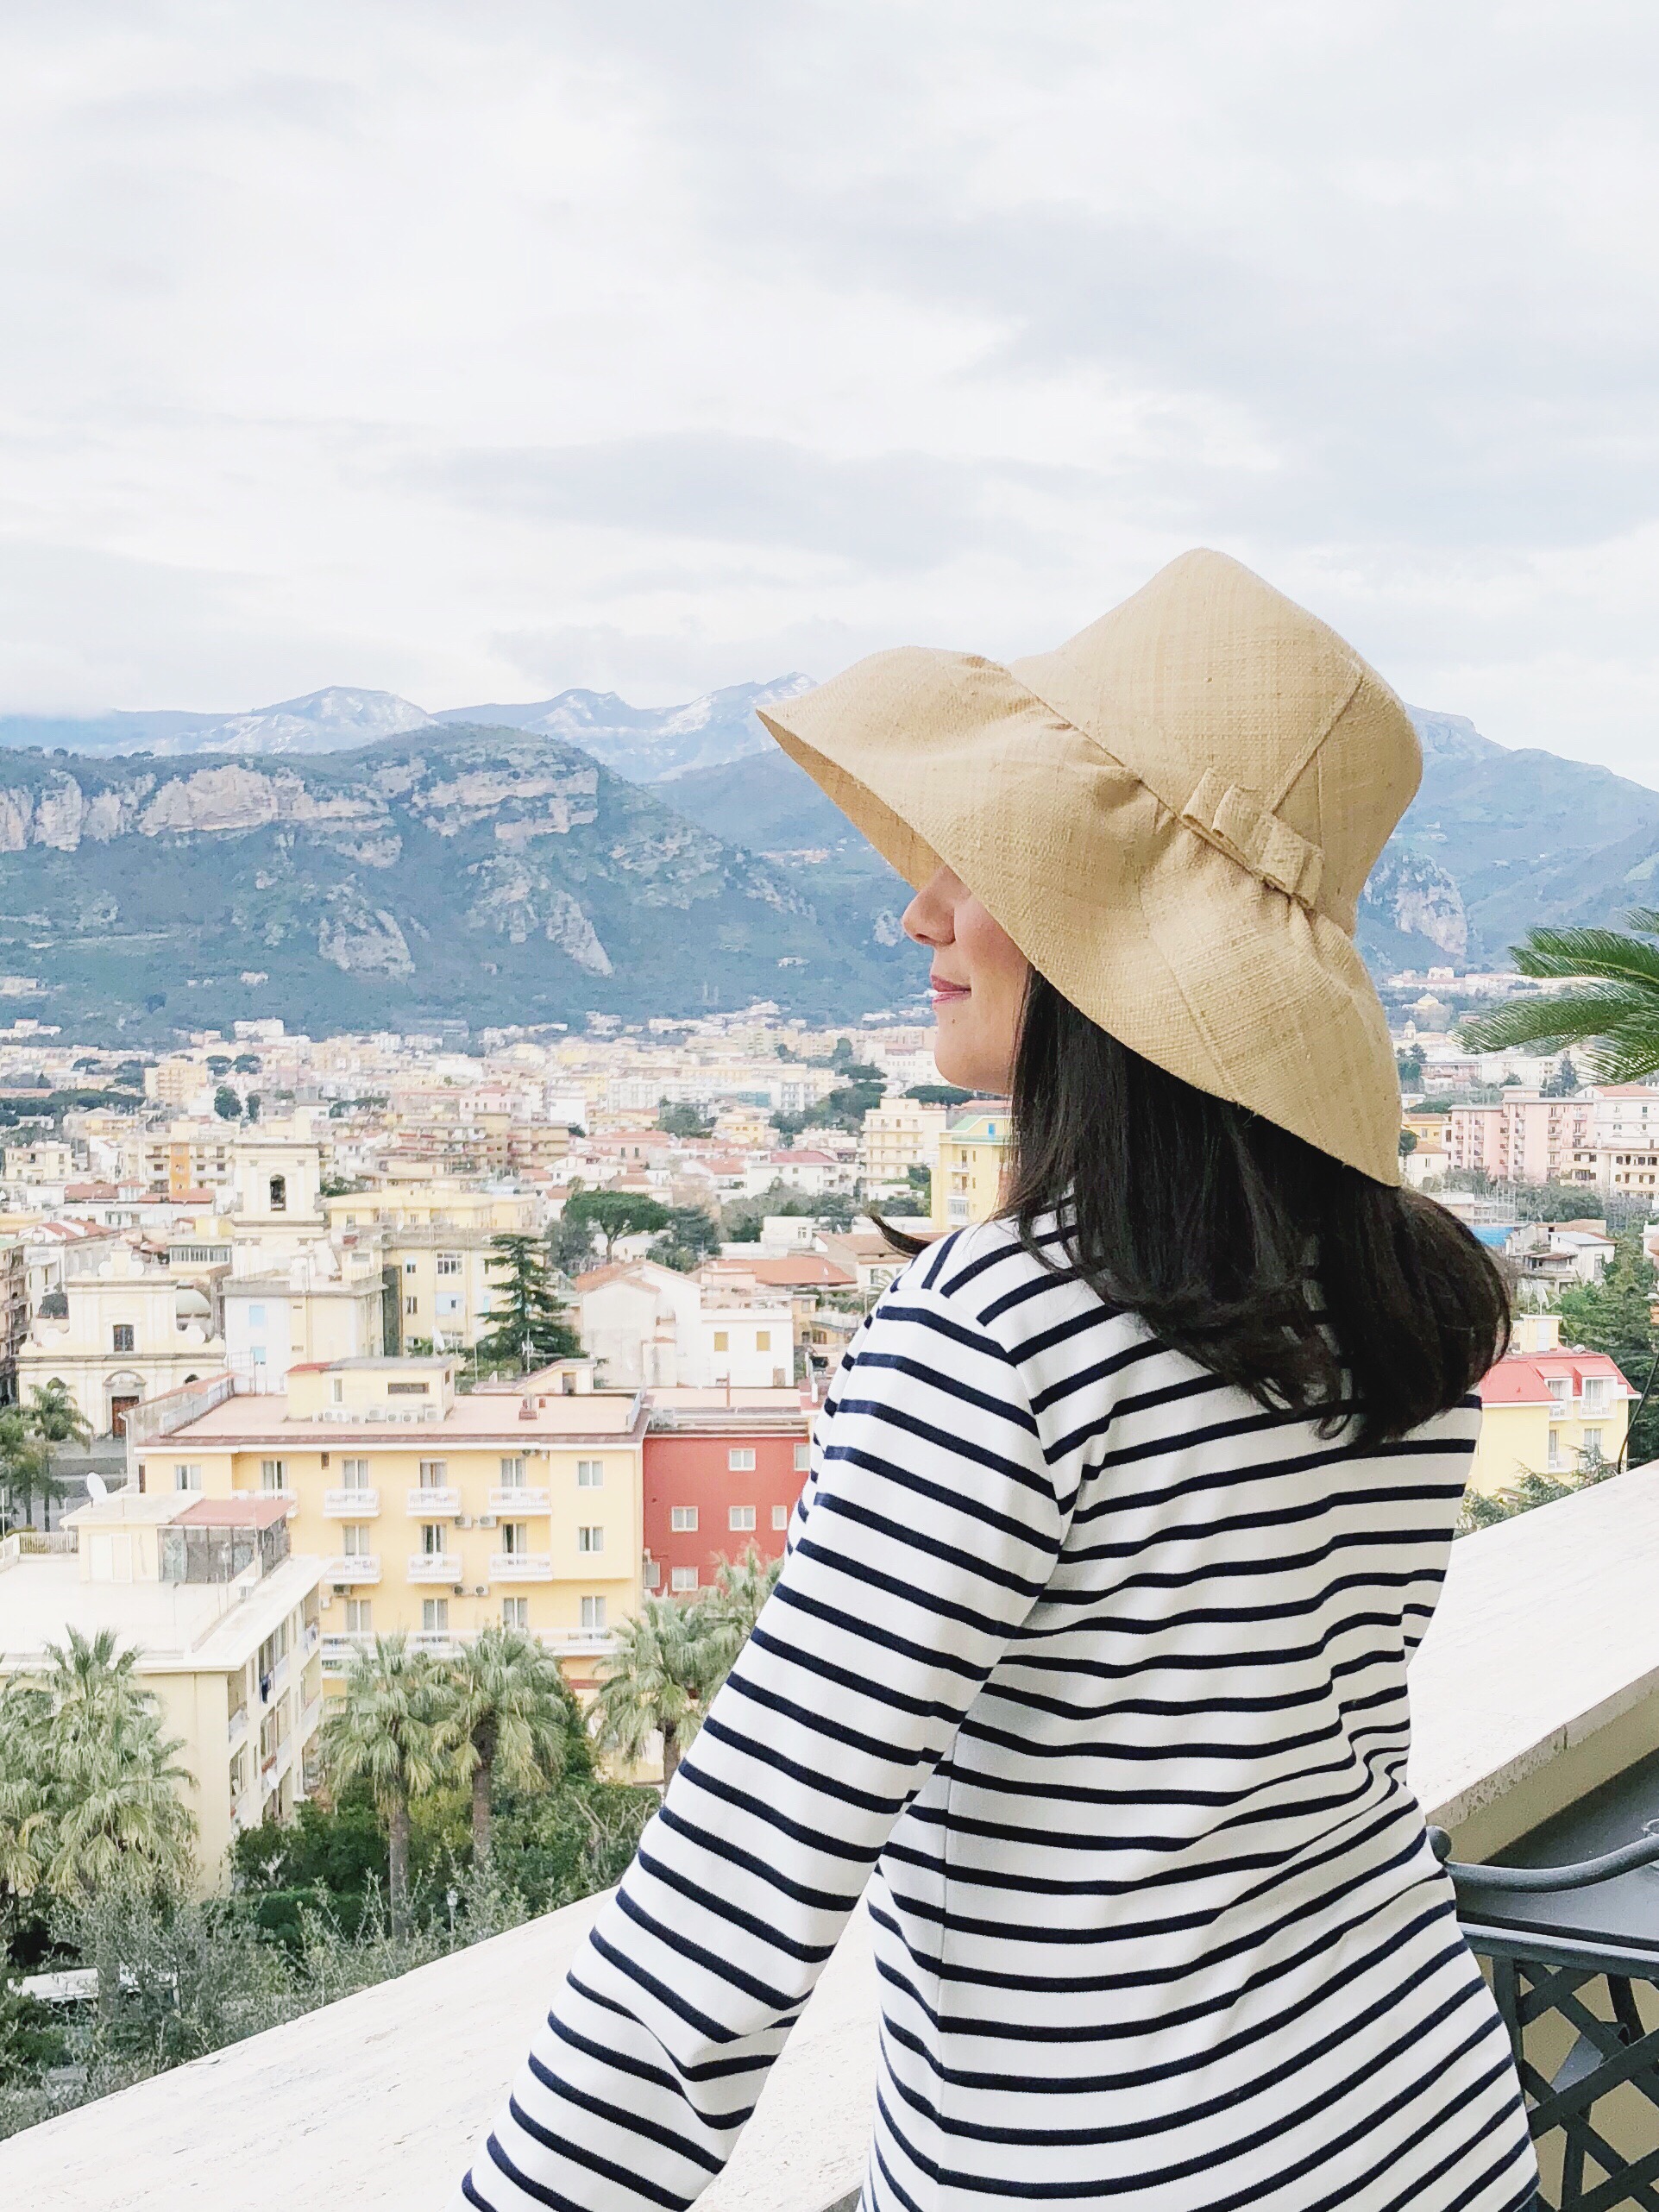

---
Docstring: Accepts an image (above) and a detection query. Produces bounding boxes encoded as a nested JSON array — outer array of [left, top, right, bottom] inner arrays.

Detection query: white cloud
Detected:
[[0, 1, 1656, 782]]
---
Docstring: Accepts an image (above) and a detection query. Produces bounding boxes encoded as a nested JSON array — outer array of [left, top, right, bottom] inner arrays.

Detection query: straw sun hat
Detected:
[[757, 550, 1417, 1187]]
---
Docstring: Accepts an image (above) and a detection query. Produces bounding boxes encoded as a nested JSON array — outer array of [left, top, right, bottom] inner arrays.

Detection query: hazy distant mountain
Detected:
[[0, 688, 435, 759], [435, 676, 814, 782]]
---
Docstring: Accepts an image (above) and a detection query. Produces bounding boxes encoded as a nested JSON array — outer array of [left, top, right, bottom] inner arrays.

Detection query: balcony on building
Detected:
[[321, 1552, 380, 1584], [488, 1550, 554, 1581], [323, 1486, 380, 1517], [405, 1485, 462, 1516], [406, 1551, 462, 1582], [488, 1485, 551, 1512], [13, 1461, 1659, 2212]]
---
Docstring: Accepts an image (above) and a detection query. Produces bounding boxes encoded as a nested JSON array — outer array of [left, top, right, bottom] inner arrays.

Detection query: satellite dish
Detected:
[[85, 1473, 108, 1504]]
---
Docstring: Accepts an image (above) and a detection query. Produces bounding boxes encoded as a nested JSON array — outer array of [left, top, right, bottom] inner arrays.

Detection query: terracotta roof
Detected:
[[175, 1496, 292, 1530], [1478, 1350, 1635, 1406]]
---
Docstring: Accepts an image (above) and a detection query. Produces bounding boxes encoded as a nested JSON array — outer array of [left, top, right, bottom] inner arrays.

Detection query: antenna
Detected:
[[85, 1472, 108, 1504]]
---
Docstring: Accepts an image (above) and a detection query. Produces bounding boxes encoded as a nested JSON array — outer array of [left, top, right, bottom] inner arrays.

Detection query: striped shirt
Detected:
[[457, 1218, 1537, 2212]]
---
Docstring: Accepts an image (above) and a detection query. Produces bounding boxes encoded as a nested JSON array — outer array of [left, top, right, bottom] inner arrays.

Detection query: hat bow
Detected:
[[1178, 770, 1324, 911]]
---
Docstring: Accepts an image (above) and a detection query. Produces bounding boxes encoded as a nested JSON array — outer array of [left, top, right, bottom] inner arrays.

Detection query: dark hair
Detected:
[[901, 972, 1510, 1447]]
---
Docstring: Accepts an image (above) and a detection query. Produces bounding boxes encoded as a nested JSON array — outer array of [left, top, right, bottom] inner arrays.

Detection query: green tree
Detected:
[[590, 1598, 721, 1786], [40, 1630, 197, 1900], [1396, 1044, 1425, 1087], [699, 1545, 783, 1681], [441, 1627, 577, 1862], [1557, 1237, 1659, 1467], [212, 1084, 240, 1122], [477, 1234, 580, 1371], [25, 1379, 91, 1447], [0, 1411, 64, 1533], [906, 1083, 972, 1107], [1461, 910, 1659, 1078], [322, 1636, 447, 1935], [1542, 1053, 1580, 1097], [562, 1191, 672, 1264], [656, 1099, 713, 1139], [0, 1683, 52, 1938], [650, 1205, 722, 1273]]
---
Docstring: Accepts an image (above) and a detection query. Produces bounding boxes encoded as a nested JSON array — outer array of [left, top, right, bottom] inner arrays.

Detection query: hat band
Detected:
[[1178, 770, 1325, 909]]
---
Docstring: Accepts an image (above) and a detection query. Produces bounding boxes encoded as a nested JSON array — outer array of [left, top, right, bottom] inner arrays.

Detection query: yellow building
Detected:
[[0, 1489, 324, 1887], [930, 1104, 1011, 1230], [1469, 1311, 1636, 1495], [860, 1098, 948, 1200], [131, 1356, 645, 1700]]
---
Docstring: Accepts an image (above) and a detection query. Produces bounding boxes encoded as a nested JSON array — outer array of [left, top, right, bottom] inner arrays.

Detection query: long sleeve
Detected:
[[456, 1256, 1065, 2212]]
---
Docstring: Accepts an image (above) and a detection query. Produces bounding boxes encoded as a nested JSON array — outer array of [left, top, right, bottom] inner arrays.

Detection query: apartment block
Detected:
[[1469, 1312, 1637, 1495], [130, 1355, 646, 1699], [930, 1103, 1010, 1230], [0, 1488, 324, 1886], [643, 1391, 813, 1596]]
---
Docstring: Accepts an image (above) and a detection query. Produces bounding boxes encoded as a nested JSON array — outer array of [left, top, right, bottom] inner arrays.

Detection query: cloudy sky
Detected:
[[2, 1, 1657, 781]]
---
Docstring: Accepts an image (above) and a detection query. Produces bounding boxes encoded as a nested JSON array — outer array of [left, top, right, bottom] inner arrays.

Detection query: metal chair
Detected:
[[1430, 1824, 1659, 2211]]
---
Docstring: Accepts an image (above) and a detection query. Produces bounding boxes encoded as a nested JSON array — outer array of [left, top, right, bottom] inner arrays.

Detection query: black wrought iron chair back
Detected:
[[1430, 1824, 1659, 2211]]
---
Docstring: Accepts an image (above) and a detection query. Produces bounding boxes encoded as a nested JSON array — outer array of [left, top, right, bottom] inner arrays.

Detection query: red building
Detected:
[[643, 1389, 815, 1595]]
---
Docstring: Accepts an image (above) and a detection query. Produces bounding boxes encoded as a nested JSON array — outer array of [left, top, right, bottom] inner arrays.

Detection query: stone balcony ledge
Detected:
[[8, 1461, 1659, 2210]]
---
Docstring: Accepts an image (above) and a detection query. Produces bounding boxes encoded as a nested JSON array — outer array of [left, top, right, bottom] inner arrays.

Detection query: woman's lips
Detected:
[[929, 977, 971, 1006]]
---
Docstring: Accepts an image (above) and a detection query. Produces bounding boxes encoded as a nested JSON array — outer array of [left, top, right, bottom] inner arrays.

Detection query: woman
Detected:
[[456, 553, 1537, 2212]]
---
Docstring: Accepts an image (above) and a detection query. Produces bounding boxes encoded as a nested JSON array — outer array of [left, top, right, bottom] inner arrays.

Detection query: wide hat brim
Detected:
[[757, 550, 1413, 1187]]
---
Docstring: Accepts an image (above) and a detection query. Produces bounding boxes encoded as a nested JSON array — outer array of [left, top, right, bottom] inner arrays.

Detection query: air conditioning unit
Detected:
[[451, 1584, 464, 1597], [473, 1585, 487, 1597], [455, 1514, 473, 1529], [477, 1513, 496, 1529]]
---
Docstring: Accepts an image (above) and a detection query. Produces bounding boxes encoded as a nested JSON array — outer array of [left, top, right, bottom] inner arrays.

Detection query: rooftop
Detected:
[[152, 1388, 646, 1447], [0, 1551, 320, 1673]]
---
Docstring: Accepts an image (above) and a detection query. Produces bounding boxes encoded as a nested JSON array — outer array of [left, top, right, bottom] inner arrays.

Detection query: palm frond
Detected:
[[1461, 985, 1648, 1055], [1511, 926, 1659, 988]]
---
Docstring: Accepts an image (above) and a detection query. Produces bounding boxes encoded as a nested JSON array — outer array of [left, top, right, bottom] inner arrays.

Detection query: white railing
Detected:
[[246, 1486, 297, 1507], [488, 1486, 551, 1512], [302, 1620, 320, 1656], [541, 1626, 616, 1656], [299, 1694, 323, 1741], [270, 1654, 290, 1696], [323, 1554, 380, 1584], [405, 1486, 462, 1516], [323, 1486, 380, 1517], [227, 1707, 248, 1749], [320, 1631, 373, 1673], [407, 1553, 461, 1583], [408, 1629, 461, 1658], [489, 1552, 553, 1582]]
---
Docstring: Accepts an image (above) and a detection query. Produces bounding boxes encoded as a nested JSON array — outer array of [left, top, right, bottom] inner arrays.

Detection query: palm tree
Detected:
[[323, 1635, 446, 1933], [589, 1597, 721, 1786], [0, 1411, 65, 1533], [0, 1682, 52, 1934], [700, 1545, 783, 1681], [1461, 911, 1659, 1079], [442, 1627, 575, 1861], [26, 1379, 92, 1448], [37, 1630, 196, 1899]]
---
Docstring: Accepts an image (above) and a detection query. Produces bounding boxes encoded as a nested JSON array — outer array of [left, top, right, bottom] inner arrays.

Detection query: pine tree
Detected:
[[477, 1235, 580, 1371]]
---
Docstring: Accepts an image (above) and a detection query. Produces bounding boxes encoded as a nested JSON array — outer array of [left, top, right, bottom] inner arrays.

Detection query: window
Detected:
[[581, 1594, 606, 1629], [418, 1460, 448, 1488], [268, 1174, 286, 1212], [342, 1524, 370, 1557], [499, 1456, 525, 1488], [669, 1567, 699, 1593], [1582, 1378, 1610, 1416], [112, 1323, 135, 1353], [772, 1504, 789, 1531], [713, 1330, 729, 1352], [643, 1560, 662, 1591], [261, 1459, 286, 1492], [1546, 1431, 1564, 1472], [1581, 1428, 1605, 1461], [342, 1456, 369, 1488], [173, 1462, 202, 1492], [437, 1254, 462, 1277], [794, 1442, 810, 1472], [501, 1521, 530, 1555], [502, 1597, 528, 1629], [248, 1304, 266, 1329], [345, 1599, 372, 1632], [728, 1505, 755, 1532], [389, 1381, 429, 1396], [421, 1523, 446, 1556], [405, 1296, 418, 1317], [578, 1525, 604, 1553], [670, 1505, 698, 1532], [576, 1459, 603, 1487], [756, 1330, 771, 1352], [422, 1598, 449, 1631], [437, 1293, 462, 1316], [251, 1346, 267, 1367], [728, 1447, 756, 1472], [1547, 1378, 1570, 1414], [405, 1259, 418, 1275]]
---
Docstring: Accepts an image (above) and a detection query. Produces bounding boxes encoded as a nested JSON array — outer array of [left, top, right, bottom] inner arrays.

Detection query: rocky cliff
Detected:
[[0, 727, 914, 1038]]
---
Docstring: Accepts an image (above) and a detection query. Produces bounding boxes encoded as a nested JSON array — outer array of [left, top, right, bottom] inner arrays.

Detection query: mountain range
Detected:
[[0, 680, 1653, 1040]]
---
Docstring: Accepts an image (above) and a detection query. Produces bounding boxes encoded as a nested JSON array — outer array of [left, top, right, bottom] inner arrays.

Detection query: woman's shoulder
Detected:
[[883, 1212, 1141, 1358]]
